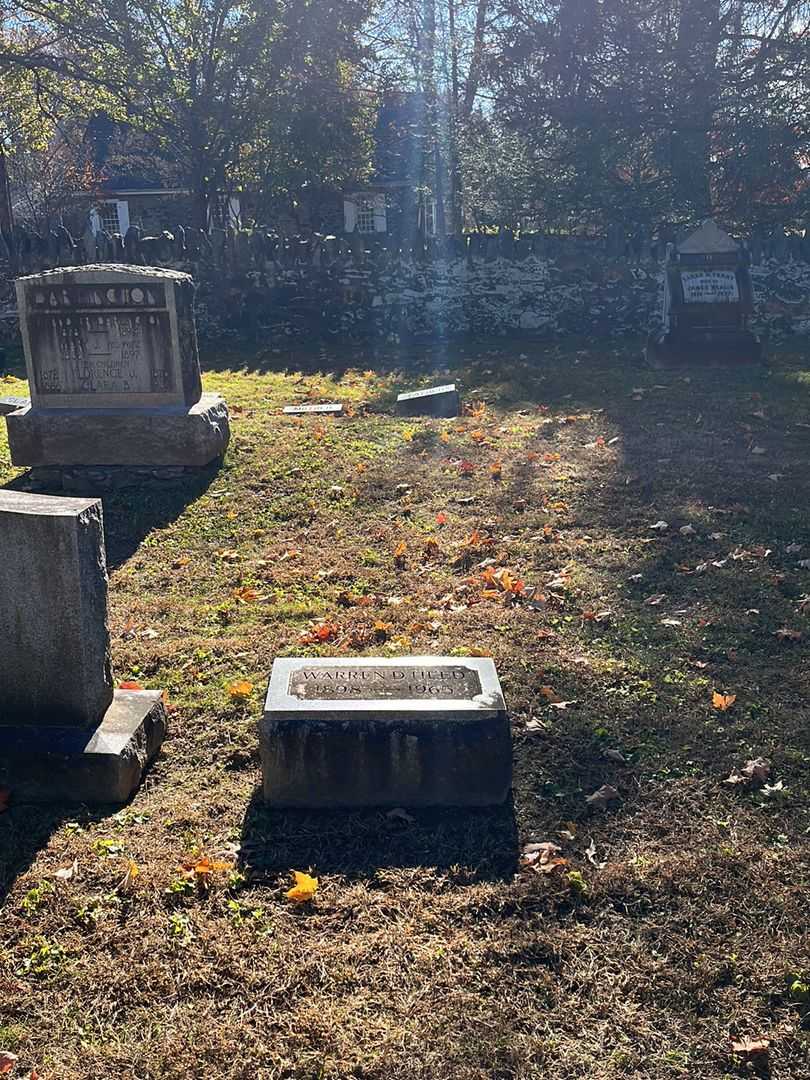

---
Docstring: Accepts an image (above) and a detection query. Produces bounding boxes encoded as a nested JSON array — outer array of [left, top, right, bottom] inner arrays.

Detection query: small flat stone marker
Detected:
[[283, 402, 344, 416], [0, 491, 166, 802], [396, 383, 460, 418], [0, 396, 29, 416], [261, 656, 511, 808]]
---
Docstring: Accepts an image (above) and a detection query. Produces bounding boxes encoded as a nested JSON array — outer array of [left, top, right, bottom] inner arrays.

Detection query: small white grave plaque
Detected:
[[283, 403, 344, 416]]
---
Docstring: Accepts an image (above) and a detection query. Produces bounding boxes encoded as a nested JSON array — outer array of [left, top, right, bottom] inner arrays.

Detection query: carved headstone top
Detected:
[[677, 220, 738, 256], [15, 264, 202, 409], [265, 656, 505, 717]]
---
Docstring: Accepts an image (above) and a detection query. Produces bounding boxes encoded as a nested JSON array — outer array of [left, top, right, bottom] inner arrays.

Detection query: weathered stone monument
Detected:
[[396, 384, 460, 418], [5, 265, 229, 488], [0, 490, 166, 801], [646, 220, 761, 366], [261, 656, 511, 807]]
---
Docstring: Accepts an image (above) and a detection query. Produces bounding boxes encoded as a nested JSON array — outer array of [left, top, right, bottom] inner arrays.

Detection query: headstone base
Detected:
[[23, 463, 219, 494], [0, 689, 167, 803], [6, 393, 230, 469], [645, 331, 762, 368]]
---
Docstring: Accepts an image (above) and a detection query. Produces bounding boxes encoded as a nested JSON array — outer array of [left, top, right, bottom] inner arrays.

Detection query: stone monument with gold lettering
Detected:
[[5, 265, 229, 488]]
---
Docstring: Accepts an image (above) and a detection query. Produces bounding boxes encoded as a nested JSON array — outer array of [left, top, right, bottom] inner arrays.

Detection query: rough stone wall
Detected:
[[2, 224, 809, 348]]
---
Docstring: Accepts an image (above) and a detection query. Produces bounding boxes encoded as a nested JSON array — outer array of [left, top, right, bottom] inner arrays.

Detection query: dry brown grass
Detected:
[[1, 339, 809, 1079]]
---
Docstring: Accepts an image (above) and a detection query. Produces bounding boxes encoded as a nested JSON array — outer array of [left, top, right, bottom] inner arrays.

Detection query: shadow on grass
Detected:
[[0, 803, 118, 905], [3, 463, 220, 570], [238, 788, 519, 881], [200, 335, 492, 380]]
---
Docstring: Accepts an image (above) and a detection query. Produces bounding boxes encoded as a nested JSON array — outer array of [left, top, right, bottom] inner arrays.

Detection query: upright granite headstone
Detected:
[[261, 656, 511, 808], [5, 265, 230, 486], [0, 491, 166, 801], [646, 220, 761, 367]]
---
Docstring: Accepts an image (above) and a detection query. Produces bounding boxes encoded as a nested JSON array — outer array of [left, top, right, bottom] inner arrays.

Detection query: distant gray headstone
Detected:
[[261, 656, 512, 807], [396, 383, 460, 418]]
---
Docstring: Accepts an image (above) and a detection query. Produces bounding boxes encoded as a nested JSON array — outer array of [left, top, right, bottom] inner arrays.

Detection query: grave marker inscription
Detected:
[[283, 403, 344, 416], [18, 270, 201, 408]]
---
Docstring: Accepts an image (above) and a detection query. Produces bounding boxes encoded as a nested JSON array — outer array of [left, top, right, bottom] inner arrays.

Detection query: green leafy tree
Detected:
[[4, 0, 374, 227], [486, 0, 810, 230]]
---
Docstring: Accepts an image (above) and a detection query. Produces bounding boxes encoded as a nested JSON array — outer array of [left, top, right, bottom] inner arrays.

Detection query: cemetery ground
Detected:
[[1, 338, 809, 1080]]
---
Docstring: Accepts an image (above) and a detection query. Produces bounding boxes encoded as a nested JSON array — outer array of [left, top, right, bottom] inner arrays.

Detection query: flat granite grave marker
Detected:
[[5, 264, 230, 485], [396, 383, 460, 418], [0, 396, 29, 416], [0, 490, 166, 802], [283, 403, 344, 416], [261, 656, 511, 808]]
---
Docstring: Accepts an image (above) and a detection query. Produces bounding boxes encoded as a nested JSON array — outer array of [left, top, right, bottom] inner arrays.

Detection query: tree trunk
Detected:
[[462, 0, 489, 118], [0, 145, 17, 276], [446, 0, 464, 234], [422, 0, 448, 251], [671, 0, 722, 217]]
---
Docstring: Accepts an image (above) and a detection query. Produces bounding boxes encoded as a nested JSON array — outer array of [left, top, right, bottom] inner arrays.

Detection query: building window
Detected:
[[345, 193, 387, 234], [90, 200, 130, 236], [209, 194, 241, 228], [424, 197, 437, 237], [356, 197, 377, 234]]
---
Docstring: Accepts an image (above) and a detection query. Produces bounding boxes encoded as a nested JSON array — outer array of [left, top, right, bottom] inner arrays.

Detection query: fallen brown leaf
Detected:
[[731, 1037, 769, 1059], [585, 784, 620, 810]]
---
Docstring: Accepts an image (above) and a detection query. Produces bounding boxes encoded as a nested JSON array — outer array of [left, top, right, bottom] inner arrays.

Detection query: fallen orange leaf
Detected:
[[299, 621, 339, 644], [286, 870, 318, 903], [232, 586, 260, 603], [228, 679, 254, 700], [712, 691, 736, 711], [118, 680, 144, 691]]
